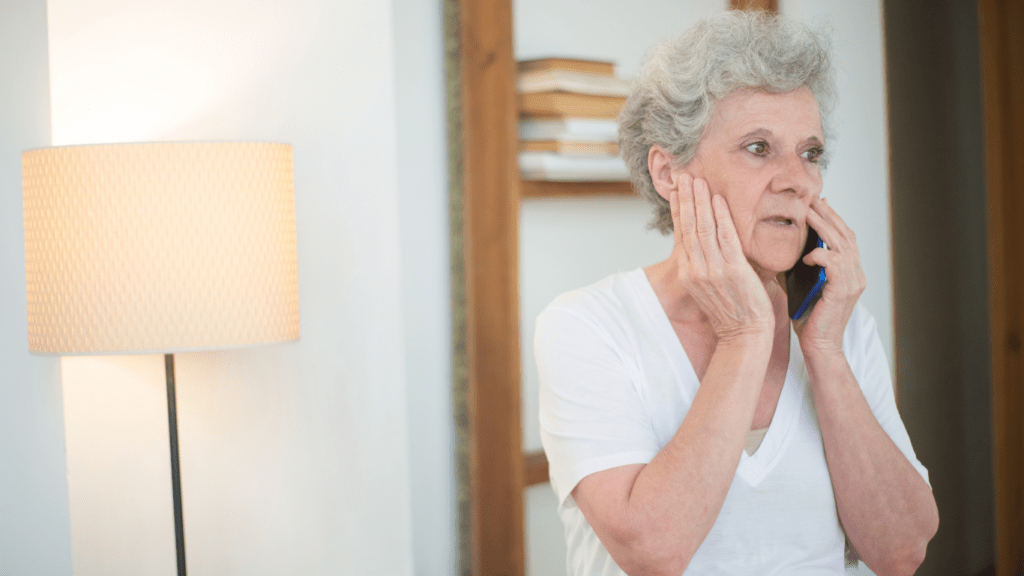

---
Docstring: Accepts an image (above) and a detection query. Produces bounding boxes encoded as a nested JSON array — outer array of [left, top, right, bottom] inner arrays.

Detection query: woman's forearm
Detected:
[[581, 333, 772, 576], [804, 351, 939, 576]]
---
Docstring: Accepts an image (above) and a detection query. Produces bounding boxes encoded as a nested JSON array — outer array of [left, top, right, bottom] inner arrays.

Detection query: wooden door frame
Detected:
[[448, 0, 524, 574], [979, 0, 1024, 572]]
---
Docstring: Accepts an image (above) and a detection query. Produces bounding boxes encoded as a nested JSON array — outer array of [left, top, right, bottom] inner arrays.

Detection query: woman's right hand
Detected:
[[670, 175, 775, 342]]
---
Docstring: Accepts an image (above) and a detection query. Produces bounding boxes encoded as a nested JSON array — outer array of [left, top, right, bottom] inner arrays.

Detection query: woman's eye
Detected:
[[745, 141, 769, 156], [802, 147, 824, 163]]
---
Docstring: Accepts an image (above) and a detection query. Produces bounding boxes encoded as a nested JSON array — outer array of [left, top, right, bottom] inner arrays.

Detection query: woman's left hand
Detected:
[[792, 197, 867, 355]]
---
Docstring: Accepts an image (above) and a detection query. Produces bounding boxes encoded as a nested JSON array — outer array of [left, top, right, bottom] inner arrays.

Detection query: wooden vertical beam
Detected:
[[979, 0, 1024, 573], [457, 0, 525, 574]]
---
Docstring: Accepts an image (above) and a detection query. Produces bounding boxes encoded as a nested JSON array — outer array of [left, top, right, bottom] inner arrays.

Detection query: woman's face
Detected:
[[680, 86, 825, 275]]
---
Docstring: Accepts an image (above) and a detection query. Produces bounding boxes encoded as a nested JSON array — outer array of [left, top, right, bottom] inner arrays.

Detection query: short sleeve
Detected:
[[536, 303, 661, 506], [846, 306, 930, 486]]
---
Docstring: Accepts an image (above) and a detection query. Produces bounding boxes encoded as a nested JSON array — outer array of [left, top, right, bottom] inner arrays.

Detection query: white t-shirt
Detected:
[[535, 269, 929, 576]]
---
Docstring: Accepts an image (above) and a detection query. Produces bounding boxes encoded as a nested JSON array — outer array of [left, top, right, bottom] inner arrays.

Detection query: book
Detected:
[[518, 152, 629, 181], [516, 58, 629, 183], [519, 118, 619, 142], [520, 92, 626, 119], [518, 68, 631, 97], [518, 57, 615, 77], [520, 140, 620, 156]]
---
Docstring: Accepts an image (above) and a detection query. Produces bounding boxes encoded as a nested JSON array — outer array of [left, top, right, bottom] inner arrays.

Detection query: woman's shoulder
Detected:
[[537, 269, 659, 340], [542, 269, 652, 320]]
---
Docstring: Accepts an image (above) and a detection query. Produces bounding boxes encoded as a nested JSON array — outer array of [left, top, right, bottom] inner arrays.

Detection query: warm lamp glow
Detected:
[[22, 142, 300, 355]]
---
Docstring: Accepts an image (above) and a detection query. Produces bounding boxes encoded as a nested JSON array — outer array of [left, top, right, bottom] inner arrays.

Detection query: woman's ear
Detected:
[[648, 145, 679, 201]]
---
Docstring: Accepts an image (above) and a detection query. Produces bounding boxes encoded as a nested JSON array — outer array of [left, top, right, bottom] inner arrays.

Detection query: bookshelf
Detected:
[[520, 179, 633, 198], [516, 59, 631, 192]]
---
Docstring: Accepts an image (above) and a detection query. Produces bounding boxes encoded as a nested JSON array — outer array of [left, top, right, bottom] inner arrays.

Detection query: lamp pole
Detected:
[[164, 354, 187, 576]]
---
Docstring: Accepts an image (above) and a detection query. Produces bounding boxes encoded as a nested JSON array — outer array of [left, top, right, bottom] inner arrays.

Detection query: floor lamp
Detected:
[[22, 142, 300, 576]]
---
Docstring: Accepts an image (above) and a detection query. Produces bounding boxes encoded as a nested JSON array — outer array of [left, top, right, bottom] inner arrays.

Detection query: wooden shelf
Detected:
[[523, 451, 549, 487], [520, 179, 634, 198], [731, 0, 778, 10]]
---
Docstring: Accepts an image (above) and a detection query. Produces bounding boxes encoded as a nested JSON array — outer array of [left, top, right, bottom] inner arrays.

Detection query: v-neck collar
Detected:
[[735, 330, 804, 486], [633, 268, 804, 487]]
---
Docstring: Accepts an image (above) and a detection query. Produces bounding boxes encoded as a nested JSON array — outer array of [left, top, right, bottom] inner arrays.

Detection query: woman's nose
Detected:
[[772, 152, 818, 198]]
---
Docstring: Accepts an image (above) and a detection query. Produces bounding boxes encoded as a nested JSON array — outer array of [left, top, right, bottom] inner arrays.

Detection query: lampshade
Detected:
[[22, 142, 300, 355]]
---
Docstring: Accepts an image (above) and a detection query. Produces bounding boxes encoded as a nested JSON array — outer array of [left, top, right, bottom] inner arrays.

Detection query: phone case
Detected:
[[785, 228, 826, 320]]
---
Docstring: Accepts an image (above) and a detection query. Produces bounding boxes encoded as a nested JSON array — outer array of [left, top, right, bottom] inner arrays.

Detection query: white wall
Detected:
[[47, 1, 416, 574], [0, 1, 75, 575], [516, 2, 891, 575], [392, 0, 456, 574]]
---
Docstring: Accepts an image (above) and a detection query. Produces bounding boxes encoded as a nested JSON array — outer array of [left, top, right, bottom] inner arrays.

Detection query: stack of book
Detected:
[[517, 58, 630, 182]]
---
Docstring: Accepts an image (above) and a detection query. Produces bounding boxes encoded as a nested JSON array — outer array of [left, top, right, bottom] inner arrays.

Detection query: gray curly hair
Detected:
[[618, 10, 837, 235]]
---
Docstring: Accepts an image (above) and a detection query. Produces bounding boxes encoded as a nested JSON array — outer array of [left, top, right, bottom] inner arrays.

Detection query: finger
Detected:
[[802, 247, 852, 294], [810, 198, 852, 247], [801, 248, 840, 299], [802, 246, 836, 269], [806, 207, 842, 251], [711, 194, 745, 263], [677, 175, 706, 271], [693, 178, 722, 266], [670, 189, 683, 246], [669, 189, 692, 269], [820, 198, 858, 245], [805, 244, 865, 291]]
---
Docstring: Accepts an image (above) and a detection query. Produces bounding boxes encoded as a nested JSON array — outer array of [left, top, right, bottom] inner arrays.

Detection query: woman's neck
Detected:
[[643, 255, 787, 329]]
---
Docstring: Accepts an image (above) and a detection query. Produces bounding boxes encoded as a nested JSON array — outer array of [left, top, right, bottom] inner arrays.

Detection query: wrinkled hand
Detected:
[[792, 197, 866, 354], [671, 175, 774, 342]]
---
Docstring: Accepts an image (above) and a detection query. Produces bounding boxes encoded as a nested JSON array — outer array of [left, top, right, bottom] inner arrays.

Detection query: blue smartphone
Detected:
[[785, 227, 826, 320]]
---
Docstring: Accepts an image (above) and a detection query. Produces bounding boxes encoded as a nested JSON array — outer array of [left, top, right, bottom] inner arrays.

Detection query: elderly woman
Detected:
[[536, 11, 938, 576]]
